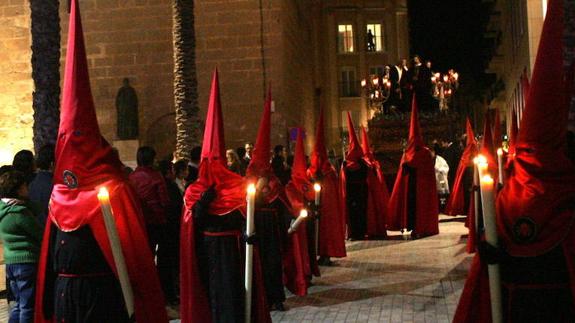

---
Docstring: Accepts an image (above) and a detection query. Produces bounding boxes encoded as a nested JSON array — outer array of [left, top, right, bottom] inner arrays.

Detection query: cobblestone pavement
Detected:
[[0, 215, 471, 323], [272, 215, 471, 323]]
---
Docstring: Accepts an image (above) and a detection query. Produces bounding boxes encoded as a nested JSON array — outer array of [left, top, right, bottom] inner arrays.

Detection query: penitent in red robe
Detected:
[[308, 107, 347, 256], [387, 97, 439, 237], [454, 1, 575, 321], [35, 1, 167, 322], [179, 70, 271, 323]]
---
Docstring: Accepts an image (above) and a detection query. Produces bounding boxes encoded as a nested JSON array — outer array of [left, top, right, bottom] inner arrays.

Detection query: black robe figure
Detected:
[[255, 196, 288, 311], [44, 225, 130, 323], [344, 160, 369, 240], [193, 188, 246, 323]]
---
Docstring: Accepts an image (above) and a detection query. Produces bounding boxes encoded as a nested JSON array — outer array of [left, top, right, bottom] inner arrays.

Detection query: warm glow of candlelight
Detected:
[[481, 175, 494, 185], [97, 187, 110, 202], [497, 148, 503, 156], [475, 154, 487, 165], [314, 183, 321, 192], [247, 183, 256, 195], [443, 75, 449, 82], [361, 79, 366, 87], [300, 209, 309, 218], [373, 78, 379, 86]]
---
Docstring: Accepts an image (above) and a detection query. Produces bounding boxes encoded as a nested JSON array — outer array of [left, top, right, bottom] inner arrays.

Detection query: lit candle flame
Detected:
[[474, 154, 487, 165], [481, 174, 494, 185], [97, 187, 110, 202], [497, 148, 503, 156], [247, 183, 256, 195], [314, 183, 321, 192], [300, 209, 308, 218]]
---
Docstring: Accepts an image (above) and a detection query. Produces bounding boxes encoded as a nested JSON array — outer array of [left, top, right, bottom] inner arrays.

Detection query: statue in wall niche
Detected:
[[116, 78, 139, 140]]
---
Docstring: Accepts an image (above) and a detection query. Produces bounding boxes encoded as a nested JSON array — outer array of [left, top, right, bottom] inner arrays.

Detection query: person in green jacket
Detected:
[[0, 170, 43, 323]]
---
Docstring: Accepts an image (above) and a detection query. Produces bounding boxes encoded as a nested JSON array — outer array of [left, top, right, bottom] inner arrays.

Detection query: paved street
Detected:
[[0, 215, 471, 323], [271, 215, 470, 323]]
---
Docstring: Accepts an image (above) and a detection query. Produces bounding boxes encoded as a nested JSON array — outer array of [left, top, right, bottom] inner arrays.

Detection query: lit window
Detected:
[[340, 67, 358, 97], [366, 23, 384, 52], [338, 24, 354, 53]]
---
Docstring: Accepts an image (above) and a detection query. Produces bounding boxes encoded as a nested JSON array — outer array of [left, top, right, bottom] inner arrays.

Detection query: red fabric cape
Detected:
[[35, 179, 168, 323], [284, 180, 320, 278], [311, 168, 347, 257], [453, 226, 575, 323], [445, 126, 477, 216], [387, 148, 439, 236], [179, 160, 271, 323], [340, 160, 388, 238]]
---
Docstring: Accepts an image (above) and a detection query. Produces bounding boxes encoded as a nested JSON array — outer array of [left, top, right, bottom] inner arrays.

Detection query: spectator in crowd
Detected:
[[12, 150, 35, 184], [0, 165, 13, 176], [244, 142, 254, 162], [186, 146, 201, 183], [271, 145, 290, 185], [439, 135, 462, 189], [226, 149, 244, 175], [431, 147, 450, 212], [173, 159, 189, 193], [236, 146, 248, 175], [28, 144, 55, 227], [0, 170, 43, 323], [128, 146, 171, 300], [157, 160, 183, 308]]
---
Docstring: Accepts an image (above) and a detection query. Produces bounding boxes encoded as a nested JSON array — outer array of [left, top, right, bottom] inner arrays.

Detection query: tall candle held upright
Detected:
[[245, 183, 256, 323], [496, 148, 504, 186], [288, 209, 309, 234], [479, 174, 503, 323], [97, 187, 134, 317], [314, 183, 321, 206], [313, 183, 321, 255]]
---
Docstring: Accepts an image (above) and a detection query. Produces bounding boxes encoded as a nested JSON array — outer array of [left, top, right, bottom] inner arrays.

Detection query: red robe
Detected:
[[35, 179, 168, 323], [179, 161, 271, 323], [311, 167, 347, 257], [285, 178, 320, 278], [387, 146, 439, 237], [445, 143, 477, 216]]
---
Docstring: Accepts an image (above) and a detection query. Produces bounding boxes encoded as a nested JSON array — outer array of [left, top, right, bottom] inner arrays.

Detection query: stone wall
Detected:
[[0, 1, 33, 164], [60, 0, 175, 160], [0, 0, 333, 162]]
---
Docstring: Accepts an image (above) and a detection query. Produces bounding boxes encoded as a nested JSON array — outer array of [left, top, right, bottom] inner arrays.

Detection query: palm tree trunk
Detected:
[[173, 0, 202, 160], [30, 0, 61, 153]]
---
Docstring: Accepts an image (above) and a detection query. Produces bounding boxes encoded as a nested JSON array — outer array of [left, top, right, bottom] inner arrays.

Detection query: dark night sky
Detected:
[[408, 0, 489, 80]]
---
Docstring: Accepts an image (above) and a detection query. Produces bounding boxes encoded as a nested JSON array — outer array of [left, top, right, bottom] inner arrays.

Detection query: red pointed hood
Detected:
[[200, 69, 226, 167], [292, 129, 308, 182], [492, 109, 502, 150], [309, 107, 333, 177], [465, 118, 476, 147], [517, 0, 568, 149], [246, 87, 272, 178], [407, 95, 425, 152], [184, 69, 246, 217], [479, 112, 496, 166], [361, 126, 375, 161], [53, 0, 123, 190], [497, 0, 575, 257], [345, 112, 364, 163]]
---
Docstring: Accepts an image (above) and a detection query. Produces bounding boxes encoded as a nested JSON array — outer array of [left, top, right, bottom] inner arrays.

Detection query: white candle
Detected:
[[97, 187, 134, 317], [479, 175, 503, 323], [288, 209, 309, 234], [245, 183, 256, 323], [472, 156, 481, 235], [314, 183, 321, 206], [313, 183, 321, 255], [496, 148, 504, 186]]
